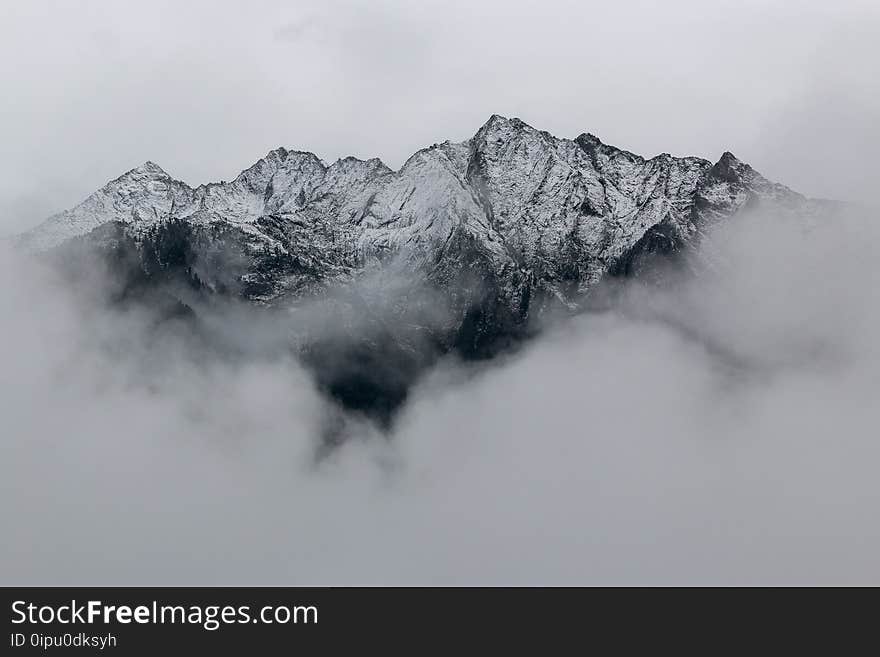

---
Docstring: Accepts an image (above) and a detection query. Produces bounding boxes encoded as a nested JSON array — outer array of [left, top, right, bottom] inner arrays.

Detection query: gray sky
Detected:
[[1, 0, 878, 234]]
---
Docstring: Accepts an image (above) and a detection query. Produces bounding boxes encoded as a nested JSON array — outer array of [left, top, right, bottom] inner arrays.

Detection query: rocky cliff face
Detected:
[[17, 115, 829, 423]]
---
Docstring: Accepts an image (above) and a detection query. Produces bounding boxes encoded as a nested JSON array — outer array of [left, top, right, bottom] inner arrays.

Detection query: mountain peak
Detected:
[[107, 160, 171, 188], [482, 113, 510, 127], [130, 160, 168, 176], [575, 132, 604, 149], [263, 147, 290, 163], [709, 150, 755, 184], [475, 113, 535, 137]]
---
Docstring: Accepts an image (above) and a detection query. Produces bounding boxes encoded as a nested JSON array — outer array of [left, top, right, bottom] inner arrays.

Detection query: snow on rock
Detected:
[[17, 115, 827, 309]]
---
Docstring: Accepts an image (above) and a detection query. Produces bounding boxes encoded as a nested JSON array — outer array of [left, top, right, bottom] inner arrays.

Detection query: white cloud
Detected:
[[1, 204, 878, 584]]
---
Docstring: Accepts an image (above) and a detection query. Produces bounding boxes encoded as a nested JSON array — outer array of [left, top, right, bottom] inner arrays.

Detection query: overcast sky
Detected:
[[1, 0, 878, 234]]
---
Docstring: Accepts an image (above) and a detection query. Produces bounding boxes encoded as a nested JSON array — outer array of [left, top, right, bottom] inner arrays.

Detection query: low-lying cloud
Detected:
[[1, 205, 879, 585]]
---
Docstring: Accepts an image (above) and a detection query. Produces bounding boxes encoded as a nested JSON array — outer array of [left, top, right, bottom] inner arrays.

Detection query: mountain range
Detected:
[[16, 115, 833, 426]]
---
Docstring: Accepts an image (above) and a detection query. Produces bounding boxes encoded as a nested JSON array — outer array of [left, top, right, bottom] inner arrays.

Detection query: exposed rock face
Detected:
[[17, 115, 829, 422]]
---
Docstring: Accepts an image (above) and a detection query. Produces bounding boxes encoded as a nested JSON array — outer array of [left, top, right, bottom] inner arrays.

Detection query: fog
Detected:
[[2, 204, 878, 585]]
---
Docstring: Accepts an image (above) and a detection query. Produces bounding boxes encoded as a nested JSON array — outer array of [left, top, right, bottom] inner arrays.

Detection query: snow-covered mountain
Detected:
[[17, 115, 832, 421], [20, 114, 823, 279]]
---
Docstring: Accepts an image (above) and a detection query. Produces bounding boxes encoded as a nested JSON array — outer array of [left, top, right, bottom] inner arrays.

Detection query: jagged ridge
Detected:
[[21, 115, 820, 295], [17, 115, 830, 424]]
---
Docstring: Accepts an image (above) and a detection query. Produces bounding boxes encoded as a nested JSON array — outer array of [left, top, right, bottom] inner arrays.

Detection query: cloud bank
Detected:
[[1, 205, 879, 585]]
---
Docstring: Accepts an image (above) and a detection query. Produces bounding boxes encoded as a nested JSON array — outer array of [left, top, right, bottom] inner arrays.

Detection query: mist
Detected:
[[1, 204, 879, 585]]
